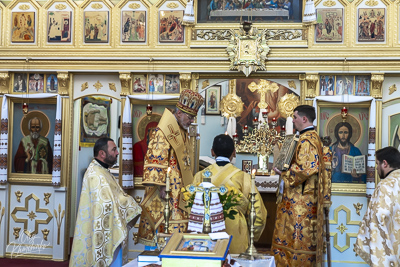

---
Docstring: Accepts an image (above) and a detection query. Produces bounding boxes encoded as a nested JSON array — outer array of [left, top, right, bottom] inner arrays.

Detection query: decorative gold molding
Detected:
[[305, 74, 319, 98], [119, 72, 131, 96], [19, 4, 30, 10], [179, 73, 192, 91], [91, 3, 103, 9], [365, 0, 378, 6], [11, 193, 54, 237], [166, 2, 179, 9], [134, 196, 142, 204], [57, 72, 70, 96], [44, 193, 51, 205], [24, 229, 34, 238], [128, 3, 140, 9], [389, 84, 397, 95], [371, 74, 384, 99], [221, 80, 244, 118], [323, 0, 336, 7], [353, 203, 363, 216], [202, 80, 210, 89], [329, 204, 360, 225], [331, 232, 358, 253], [265, 29, 303, 41], [109, 83, 117, 92], [15, 191, 23, 202], [0, 72, 10, 94], [41, 229, 50, 241], [13, 227, 21, 239], [194, 29, 232, 41], [55, 4, 67, 10], [288, 80, 296, 89], [54, 203, 65, 245]]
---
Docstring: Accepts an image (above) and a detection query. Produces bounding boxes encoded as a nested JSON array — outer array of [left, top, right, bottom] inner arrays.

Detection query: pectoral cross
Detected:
[[248, 79, 279, 109], [166, 124, 180, 146]]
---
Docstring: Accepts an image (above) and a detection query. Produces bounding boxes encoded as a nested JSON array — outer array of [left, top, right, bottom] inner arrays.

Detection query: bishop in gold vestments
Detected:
[[70, 139, 142, 266], [272, 105, 331, 267], [138, 89, 204, 245]]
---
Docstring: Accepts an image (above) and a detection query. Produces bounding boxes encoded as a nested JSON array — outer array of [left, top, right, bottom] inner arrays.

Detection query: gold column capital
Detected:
[[179, 72, 192, 91], [0, 72, 10, 94], [305, 73, 319, 98], [57, 72, 70, 96], [371, 73, 384, 99], [119, 72, 132, 96]]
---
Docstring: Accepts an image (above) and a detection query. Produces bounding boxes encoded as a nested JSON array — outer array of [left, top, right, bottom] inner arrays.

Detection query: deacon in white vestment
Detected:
[[354, 146, 400, 267], [70, 138, 142, 267]]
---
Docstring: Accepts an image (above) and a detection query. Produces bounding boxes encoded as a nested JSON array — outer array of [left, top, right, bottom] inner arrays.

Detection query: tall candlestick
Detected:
[[166, 167, 171, 191], [251, 169, 256, 194]]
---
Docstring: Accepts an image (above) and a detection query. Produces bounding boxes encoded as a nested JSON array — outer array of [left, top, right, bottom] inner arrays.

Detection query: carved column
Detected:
[[119, 72, 132, 96], [305, 74, 318, 99], [371, 73, 384, 99], [0, 72, 10, 94], [57, 72, 70, 96], [179, 73, 192, 91]]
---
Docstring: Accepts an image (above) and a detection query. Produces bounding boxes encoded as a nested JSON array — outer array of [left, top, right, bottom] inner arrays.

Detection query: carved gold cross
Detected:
[[248, 79, 279, 109]]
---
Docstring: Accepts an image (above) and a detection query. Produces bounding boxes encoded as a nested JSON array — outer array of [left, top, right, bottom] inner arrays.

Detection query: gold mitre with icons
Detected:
[[176, 89, 205, 116]]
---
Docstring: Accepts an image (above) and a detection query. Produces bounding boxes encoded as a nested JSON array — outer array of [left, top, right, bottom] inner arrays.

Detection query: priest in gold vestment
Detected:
[[272, 105, 331, 267], [138, 89, 204, 245], [193, 134, 267, 254], [354, 146, 400, 266], [70, 138, 142, 267]]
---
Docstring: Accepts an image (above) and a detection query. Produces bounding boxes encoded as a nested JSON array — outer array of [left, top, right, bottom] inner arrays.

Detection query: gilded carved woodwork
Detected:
[[337, 223, 348, 234], [248, 79, 279, 109], [54, 203, 65, 245], [166, 2, 179, 9], [55, 4, 67, 10], [194, 29, 303, 41], [226, 24, 270, 77], [220, 80, 241, 118], [57, 72, 70, 96], [91, 3, 103, 9], [353, 203, 363, 216], [0, 72, 10, 94], [42, 229, 50, 241], [194, 29, 232, 41], [0, 201, 4, 227], [44, 193, 51, 205], [81, 82, 89, 92], [11, 193, 54, 237], [278, 94, 300, 118], [133, 232, 139, 244], [265, 29, 303, 41], [305, 74, 319, 98], [109, 83, 117, 92], [19, 4, 29, 10], [287, 80, 296, 89], [28, 211, 37, 221], [134, 196, 142, 204], [323, 0, 336, 7], [119, 72, 131, 96], [202, 80, 210, 89], [389, 84, 397, 95], [24, 229, 34, 238], [93, 81, 103, 91], [371, 74, 384, 99], [129, 3, 140, 9], [179, 73, 192, 91], [365, 0, 378, 7], [13, 227, 21, 239], [15, 191, 23, 202]]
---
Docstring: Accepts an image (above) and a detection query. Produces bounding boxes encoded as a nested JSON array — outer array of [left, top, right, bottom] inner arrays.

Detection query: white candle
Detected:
[[166, 167, 171, 191], [286, 116, 293, 135], [251, 169, 256, 194]]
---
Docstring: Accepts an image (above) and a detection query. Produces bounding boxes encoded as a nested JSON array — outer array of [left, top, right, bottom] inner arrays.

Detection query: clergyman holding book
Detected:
[[330, 122, 366, 183]]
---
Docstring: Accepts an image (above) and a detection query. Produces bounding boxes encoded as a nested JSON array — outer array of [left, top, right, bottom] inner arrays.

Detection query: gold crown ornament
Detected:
[[176, 89, 204, 116]]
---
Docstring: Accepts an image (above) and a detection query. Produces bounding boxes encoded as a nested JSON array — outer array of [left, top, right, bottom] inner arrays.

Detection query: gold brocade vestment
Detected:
[[354, 169, 400, 267], [138, 109, 193, 246], [70, 159, 142, 267], [193, 163, 267, 254], [272, 130, 331, 267]]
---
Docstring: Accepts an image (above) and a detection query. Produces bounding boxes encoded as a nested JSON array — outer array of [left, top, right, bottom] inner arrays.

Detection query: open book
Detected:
[[342, 154, 366, 174]]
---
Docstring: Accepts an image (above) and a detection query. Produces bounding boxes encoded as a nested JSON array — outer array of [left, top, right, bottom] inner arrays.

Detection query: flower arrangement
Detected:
[[181, 183, 243, 220]]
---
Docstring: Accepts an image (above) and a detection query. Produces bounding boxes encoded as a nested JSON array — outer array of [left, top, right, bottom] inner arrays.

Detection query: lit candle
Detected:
[[225, 131, 228, 135], [251, 169, 256, 194], [166, 167, 171, 191]]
